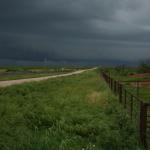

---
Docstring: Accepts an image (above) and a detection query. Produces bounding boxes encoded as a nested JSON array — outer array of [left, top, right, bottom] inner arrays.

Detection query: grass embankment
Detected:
[[0, 70, 139, 150]]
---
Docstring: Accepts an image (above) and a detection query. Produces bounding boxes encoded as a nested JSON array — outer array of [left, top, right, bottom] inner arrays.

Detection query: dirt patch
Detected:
[[130, 82, 150, 88], [129, 73, 150, 78], [128, 73, 150, 88], [87, 91, 107, 106]]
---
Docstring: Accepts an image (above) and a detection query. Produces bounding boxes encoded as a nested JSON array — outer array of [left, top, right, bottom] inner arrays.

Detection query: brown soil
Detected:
[[129, 73, 150, 78], [130, 82, 150, 88], [128, 73, 150, 88]]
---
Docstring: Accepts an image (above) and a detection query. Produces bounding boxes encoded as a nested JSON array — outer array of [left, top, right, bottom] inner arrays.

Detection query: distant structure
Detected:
[[44, 57, 48, 66]]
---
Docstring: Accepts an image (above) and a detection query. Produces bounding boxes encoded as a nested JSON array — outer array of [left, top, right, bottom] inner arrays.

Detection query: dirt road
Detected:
[[0, 68, 96, 88]]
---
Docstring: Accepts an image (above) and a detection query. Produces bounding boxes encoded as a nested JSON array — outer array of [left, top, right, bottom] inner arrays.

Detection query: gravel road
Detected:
[[0, 68, 96, 88]]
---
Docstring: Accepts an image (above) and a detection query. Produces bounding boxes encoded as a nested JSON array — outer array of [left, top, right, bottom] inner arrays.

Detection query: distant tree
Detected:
[[138, 59, 150, 73], [114, 65, 132, 76]]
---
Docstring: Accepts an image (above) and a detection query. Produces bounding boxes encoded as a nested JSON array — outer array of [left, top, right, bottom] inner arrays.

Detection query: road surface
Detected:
[[0, 68, 96, 88]]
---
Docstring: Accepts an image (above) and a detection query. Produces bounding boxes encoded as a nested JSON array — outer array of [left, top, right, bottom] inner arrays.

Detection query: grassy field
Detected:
[[122, 83, 150, 101], [0, 70, 139, 150], [0, 66, 83, 81], [104, 67, 150, 101]]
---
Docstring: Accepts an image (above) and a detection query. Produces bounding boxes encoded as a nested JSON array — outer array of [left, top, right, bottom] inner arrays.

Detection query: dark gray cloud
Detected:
[[0, 0, 150, 65]]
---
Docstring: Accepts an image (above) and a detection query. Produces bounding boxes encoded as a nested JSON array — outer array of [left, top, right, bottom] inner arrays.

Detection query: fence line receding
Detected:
[[101, 71, 150, 149]]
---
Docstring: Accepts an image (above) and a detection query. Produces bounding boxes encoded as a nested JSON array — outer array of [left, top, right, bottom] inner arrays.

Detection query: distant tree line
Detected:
[[138, 59, 150, 73]]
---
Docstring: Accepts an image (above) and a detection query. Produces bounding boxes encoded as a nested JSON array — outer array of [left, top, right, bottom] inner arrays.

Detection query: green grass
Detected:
[[121, 81, 150, 101], [103, 66, 150, 82], [0, 70, 139, 150], [103, 67, 150, 101], [0, 72, 71, 81], [0, 67, 81, 81], [123, 84, 150, 101]]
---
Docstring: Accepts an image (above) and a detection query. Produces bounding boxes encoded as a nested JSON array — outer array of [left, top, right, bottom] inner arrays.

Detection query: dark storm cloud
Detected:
[[0, 0, 150, 64]]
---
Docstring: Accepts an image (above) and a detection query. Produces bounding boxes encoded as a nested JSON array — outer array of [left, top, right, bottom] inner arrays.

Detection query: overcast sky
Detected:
[[0, 0, 150, 65]]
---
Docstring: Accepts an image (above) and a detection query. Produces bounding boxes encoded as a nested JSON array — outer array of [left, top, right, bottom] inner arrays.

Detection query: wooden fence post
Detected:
[[137, 81, 140, 97], [119, 84, 122, 103], [124, 90, 127, 108], [130, 95, 133, 120], [140, 101, 147, 148], [101, 71, 150, 149]]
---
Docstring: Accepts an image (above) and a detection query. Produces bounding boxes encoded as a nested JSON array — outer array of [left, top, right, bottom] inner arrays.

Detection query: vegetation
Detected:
[[0, 70, 139, 150], [137, 61, 150, 73], [102, 66, 137, 81], [103, 66, 150, 101], [0, 66, 85, 81]]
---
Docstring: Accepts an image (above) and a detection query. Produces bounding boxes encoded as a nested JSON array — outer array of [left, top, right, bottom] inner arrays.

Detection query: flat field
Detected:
[[0, 69, 139, 150], [106, 67, 150, 101], [0, 66, 83, 81]]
